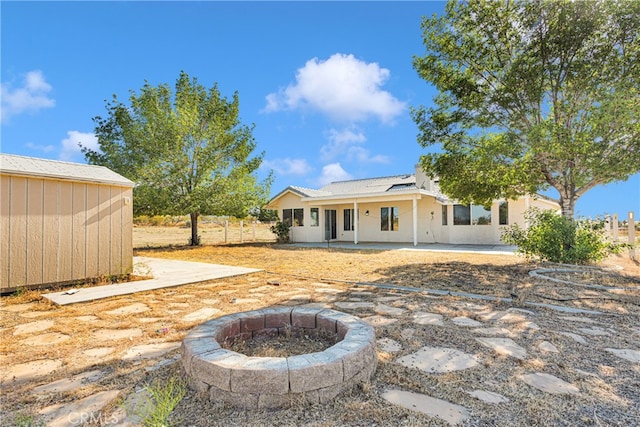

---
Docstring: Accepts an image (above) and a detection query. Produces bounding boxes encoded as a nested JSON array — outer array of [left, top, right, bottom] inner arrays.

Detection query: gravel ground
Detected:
[[1, 242, 638, 427]]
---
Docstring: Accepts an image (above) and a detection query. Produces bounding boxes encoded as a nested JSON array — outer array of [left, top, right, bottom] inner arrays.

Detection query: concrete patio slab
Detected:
[[43, 257, 262, 305]]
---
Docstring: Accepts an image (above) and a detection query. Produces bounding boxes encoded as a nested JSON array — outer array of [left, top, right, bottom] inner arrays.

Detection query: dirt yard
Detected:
[[0, 229, 638, 426]]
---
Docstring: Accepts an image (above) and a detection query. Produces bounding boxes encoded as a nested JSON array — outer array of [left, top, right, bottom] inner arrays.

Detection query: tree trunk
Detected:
[[558, 189, 576, 219], [190, 212, 200, 246]]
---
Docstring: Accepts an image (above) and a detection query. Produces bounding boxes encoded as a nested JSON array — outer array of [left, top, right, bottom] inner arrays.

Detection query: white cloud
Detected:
[[60, 131, 98, 161], [320, 128, 366, 161], [1, 70, 55, 123], [317, 163, 353, 187], [264, 53, 406, 124], [320, 127, 389, 164], [262, 158, 313, 176], [25, 142, 56, 154], [346, 146, 390, 164]]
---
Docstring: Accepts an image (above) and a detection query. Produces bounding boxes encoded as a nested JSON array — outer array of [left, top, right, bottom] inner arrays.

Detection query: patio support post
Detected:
[[413, 196, 418, 246], [354, 200, 359, 245]]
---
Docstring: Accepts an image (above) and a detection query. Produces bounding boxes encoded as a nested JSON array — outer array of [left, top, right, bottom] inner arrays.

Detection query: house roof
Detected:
[[319, 174, 417, 195], [0, 153, 135, 187], [268, 171, 560, 209], [268, 173, 448, 207]]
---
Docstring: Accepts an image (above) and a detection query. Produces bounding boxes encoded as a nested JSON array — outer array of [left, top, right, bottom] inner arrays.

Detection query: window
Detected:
[[282, 209, 293, 227], [344, 208, 354, 231], [283, 208, 304, 227], [293, 208, 304, 226], [442, 205, 448, 226], [381, 207, 399, 231], [499, 201, 508, 225], [472, 205, 491, 225], [310, 208, 319, 227], [453, 205, 471, 225]]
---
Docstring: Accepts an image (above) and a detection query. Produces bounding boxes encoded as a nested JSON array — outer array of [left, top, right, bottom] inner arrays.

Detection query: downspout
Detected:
[[413, 195, 418, 246], [354, 200, 359, 245]]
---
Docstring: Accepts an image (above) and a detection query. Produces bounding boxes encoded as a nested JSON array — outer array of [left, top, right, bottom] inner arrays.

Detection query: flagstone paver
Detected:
[[577, 326, 610, 336], [334, 301, 375, 310], [538, 341, 560, 353], [559, 315, 598, 324], [105, 303, 150, 316], [92, 328, 143, 341], [476, 337, 527, 360], [412, 311, 444, 326], [363, 315, 398, 327], [181, 307, 221, 322], [39, 389, 122, 427], [468, 389, 510, 404], [472, 327, 513, 336], [377, 338, 402, 353], [396, 346, 478, 373], [451, 316, 483, 327], [560, 332, 588, 344], [382, 389, 471, 426], [520, 372, 580, 395], [21, 332, 70, 346], [122, 342, 181, 361], [604, 348, 640, 363], [13, 319, 54, 335], [401, 328, 416, 340], [374, 304, 406, 316], [83, 347, 116, 358], [75, 315, 100, 322], [33, 370, 104, 395], [0, 359, 63, 385]]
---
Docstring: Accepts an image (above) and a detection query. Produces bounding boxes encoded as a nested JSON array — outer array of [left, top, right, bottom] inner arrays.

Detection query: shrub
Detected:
[[270, 221, 290, 243], [501, 208, 627, 264]]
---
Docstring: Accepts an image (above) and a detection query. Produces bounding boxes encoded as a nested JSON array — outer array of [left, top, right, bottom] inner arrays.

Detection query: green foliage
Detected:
[[413, 0, 640, 218], [129, 376, 187, 427], [502, 208, 627, 264], [270, 221, 290, 243], [84, 71, 273, 245], [254, 207, 279, 222], [10, 412, 45, 427]]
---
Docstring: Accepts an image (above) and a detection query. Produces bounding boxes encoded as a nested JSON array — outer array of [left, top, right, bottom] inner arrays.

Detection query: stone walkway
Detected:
[[1, 259, 638, 426]]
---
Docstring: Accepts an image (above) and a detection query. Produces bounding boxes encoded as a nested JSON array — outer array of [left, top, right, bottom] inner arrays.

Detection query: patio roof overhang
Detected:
[[299, 189, 447, 206]]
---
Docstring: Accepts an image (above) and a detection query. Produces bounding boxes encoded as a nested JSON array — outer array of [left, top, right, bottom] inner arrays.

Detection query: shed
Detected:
[[0, 153, 135, 293]]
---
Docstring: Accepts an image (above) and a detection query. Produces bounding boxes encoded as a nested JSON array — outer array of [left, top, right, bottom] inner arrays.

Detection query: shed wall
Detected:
[[0, 174, 133, 292]]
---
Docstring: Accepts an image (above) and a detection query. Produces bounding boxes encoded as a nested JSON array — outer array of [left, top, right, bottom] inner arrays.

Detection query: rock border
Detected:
[[181, 307, 377, 409]]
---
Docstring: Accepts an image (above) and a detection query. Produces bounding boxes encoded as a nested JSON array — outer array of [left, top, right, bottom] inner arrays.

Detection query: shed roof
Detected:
[[0, 154, 135, 187]]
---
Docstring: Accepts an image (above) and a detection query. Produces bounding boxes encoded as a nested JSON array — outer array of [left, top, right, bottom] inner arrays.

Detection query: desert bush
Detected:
[[501, 208, 627, 264], [270, 221, 290, 243]]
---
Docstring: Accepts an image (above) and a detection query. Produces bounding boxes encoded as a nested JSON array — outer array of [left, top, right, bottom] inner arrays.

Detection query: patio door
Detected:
[[325, 209, 337, 241]]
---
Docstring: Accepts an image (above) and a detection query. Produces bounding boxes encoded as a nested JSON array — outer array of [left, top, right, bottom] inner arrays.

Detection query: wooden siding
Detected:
[[0, 174, 133, 292]]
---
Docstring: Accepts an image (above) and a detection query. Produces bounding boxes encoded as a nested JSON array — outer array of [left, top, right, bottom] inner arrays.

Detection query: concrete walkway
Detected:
[[43, 257, 262, 305], [288, 241, 518, 255]]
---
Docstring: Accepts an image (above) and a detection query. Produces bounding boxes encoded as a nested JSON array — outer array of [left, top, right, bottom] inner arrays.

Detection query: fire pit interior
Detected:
[[181, 306, 377, 409]]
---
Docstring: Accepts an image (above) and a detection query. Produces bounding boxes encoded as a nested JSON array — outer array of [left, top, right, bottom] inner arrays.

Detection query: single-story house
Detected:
[[266, 165, 560, 246], [0, 153, 135, 293]]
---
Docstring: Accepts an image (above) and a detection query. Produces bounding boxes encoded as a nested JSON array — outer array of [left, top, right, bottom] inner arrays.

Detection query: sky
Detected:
[[1, 1, 638, 220]]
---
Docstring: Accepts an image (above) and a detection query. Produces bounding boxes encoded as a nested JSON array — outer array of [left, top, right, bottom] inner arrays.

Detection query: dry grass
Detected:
[[1, 230, 639, 426]]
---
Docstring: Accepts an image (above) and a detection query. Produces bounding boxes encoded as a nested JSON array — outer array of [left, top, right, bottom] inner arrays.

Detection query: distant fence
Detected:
[[603, 212, 637, 260], [133, 216, 276, 249]]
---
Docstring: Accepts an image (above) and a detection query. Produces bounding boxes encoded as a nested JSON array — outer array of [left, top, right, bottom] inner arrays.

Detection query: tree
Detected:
[[84, 71, 272, 245], [412, 0, 640, 218]]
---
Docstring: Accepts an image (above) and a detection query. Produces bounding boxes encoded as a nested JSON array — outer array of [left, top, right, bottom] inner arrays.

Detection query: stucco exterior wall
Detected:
[[273, 190, 560, 246], [1, 174, 133, 292]]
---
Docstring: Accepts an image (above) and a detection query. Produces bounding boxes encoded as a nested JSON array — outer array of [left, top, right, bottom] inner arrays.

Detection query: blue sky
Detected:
[[1, 1, 638, 219]]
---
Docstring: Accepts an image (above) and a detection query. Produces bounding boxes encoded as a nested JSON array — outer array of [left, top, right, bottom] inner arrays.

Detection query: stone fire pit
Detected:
[[181, 306, 377, 409]]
